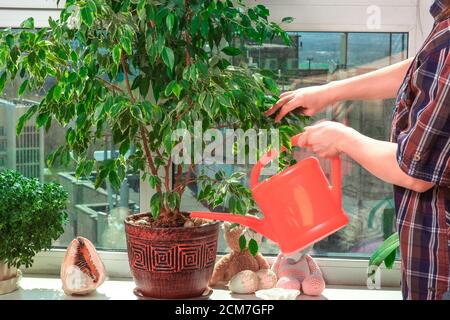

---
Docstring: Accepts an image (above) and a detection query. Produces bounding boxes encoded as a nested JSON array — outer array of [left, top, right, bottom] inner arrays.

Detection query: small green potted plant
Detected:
[[0, 169, 68, 295], [0, 0, 304, 298], [367, 197, 399, 285]]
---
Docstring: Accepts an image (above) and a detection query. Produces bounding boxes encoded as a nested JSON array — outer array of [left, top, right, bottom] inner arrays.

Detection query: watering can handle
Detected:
[[250, 133, 342, 208]]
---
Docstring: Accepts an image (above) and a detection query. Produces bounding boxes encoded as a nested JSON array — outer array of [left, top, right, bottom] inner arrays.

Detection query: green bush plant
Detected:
[[0, 170, 68, 268]]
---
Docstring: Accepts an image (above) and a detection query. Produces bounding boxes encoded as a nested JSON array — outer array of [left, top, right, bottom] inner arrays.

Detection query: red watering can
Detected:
[[190, 133, 349, 254]]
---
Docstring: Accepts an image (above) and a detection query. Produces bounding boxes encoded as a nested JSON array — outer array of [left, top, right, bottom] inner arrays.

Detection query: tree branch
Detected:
[[96, 76, 125, 94], [164, 156, 172, 192], [177, 163, 194, 195], [140, 126, 162, 195], [184, 0, 191, 66], [120, 51, 136, 104]]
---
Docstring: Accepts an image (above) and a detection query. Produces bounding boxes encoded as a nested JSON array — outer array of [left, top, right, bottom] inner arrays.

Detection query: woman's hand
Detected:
[[265, 83, 337, 122], [297, 121, 353, 158]]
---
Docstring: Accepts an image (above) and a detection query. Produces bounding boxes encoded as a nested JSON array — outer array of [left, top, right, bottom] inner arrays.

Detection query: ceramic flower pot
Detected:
[[0, 263, 22, 295], [124, 213, 219, 299]]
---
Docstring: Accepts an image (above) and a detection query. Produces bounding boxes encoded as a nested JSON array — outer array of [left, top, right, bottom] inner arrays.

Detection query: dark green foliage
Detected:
[[0, 0, 306, 219], [0, 170, 68, 268]]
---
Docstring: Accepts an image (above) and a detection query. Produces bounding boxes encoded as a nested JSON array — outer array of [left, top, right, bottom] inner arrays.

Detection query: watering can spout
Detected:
[[190, 212, 276, 243]]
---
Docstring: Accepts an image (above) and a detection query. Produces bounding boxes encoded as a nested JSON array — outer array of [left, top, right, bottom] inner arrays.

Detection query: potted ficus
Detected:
[[0, 0, 305, 298], [0, 170, 68, 295]]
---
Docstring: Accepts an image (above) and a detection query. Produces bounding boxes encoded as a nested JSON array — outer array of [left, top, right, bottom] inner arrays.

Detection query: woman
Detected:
[[267, 0, 450, 300]]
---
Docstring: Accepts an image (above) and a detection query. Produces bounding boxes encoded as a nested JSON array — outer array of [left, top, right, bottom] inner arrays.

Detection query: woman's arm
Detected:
[[337, 127, 434, 193], [267, 57, 414, 122], [329, 57, 414, 102], [297, 121, 434, 193]]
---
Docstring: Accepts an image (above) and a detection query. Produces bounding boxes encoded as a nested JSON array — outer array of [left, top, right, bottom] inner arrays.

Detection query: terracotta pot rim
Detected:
[[124, 211, 220, 231]]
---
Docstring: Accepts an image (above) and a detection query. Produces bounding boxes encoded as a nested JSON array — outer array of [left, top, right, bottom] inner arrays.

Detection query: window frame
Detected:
[[1, 0, 430, 287]]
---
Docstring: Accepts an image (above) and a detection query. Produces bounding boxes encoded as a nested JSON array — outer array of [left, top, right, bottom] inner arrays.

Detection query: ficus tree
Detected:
[[0, 0, 306, 227]]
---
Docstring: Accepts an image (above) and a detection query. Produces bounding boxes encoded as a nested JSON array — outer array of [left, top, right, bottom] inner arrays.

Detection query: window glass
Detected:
[[1, 30, 408, 257], [195, 31, 408, 257], [0, 42, 140, 251]]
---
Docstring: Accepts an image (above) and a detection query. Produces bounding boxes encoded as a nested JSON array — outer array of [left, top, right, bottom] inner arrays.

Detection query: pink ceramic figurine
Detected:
[[271, 247, 325, 296]]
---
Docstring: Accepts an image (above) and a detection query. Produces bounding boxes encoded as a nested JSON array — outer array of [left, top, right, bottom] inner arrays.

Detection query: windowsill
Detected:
[[0, 275, 402, 300]]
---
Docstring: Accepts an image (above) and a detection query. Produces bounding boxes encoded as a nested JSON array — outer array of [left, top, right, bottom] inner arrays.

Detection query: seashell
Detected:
[[255, 288, 300, 300], [183, 220, 195, 228], [61, 237, 107, 295], [228, 270, 259, 294], [256, 269, 277, 290], [135, 219, 149, 226]]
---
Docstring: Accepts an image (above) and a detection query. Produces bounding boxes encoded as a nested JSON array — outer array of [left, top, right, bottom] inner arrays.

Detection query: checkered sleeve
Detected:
[[396, 47, 450, 186]]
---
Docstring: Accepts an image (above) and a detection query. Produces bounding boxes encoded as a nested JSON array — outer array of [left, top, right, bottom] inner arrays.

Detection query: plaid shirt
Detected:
[[391, 0, 450, 300]]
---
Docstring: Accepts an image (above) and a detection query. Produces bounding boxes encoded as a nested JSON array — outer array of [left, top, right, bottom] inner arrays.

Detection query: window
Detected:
[[0, 32, 140, 252], [2, 1, 428, 284], [223, 31, 406, 257], [2, 31, 407, 257]]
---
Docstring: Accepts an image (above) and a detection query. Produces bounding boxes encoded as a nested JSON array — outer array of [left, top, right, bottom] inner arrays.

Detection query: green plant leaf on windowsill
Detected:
[[368, 232, 399, 271]]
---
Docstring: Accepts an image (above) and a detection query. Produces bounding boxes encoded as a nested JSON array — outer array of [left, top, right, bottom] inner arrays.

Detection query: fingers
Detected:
[[265, 93, 294, 116], [279, 91, 293, 98], [274, 97, 304, 123], [297, 131, 309, 148]]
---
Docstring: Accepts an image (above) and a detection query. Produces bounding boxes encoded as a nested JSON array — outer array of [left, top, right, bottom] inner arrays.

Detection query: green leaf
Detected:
[[75, 162, 85, 179], [368, 232, 399, 271], [150, 193, 161, 219], [149, 175, 160, 189], [53, 84, 62, 101], [248, 239, 259, 257], [121, 36, 132, 55], [282, 17, 294, 23], [109, 170, 121, 191], [80, 6, 94, 27], [167, 192, 180, 211], [190, 15, 200, 34], [112, 45, 121, 65], [16, 105, 37, 135], [164, 80, 176, 97], [161, 47, 175, 71], [5, 34, 14, 48], [84, 160, 95, 178], [20, 17, 34, 29], [117, 162, 126, 181], [200, 19, 209, 39], [239, 234, 246, 252], [172, 83, 182, 99], [222, 46, 241, 56], [36, 112, 50, 129], [18, 79, 28, 97], [384, 248, 397, 269], [66, 128, 75, 145], [119, 140, 130, 156], [0, 72, 7, 93], [166, 13, 175, 32], [162, 128, 173, 153], [217, 94, 232, 108]]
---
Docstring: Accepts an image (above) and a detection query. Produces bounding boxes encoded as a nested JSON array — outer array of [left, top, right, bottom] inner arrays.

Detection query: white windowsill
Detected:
[[0, 275, 402, 300]]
